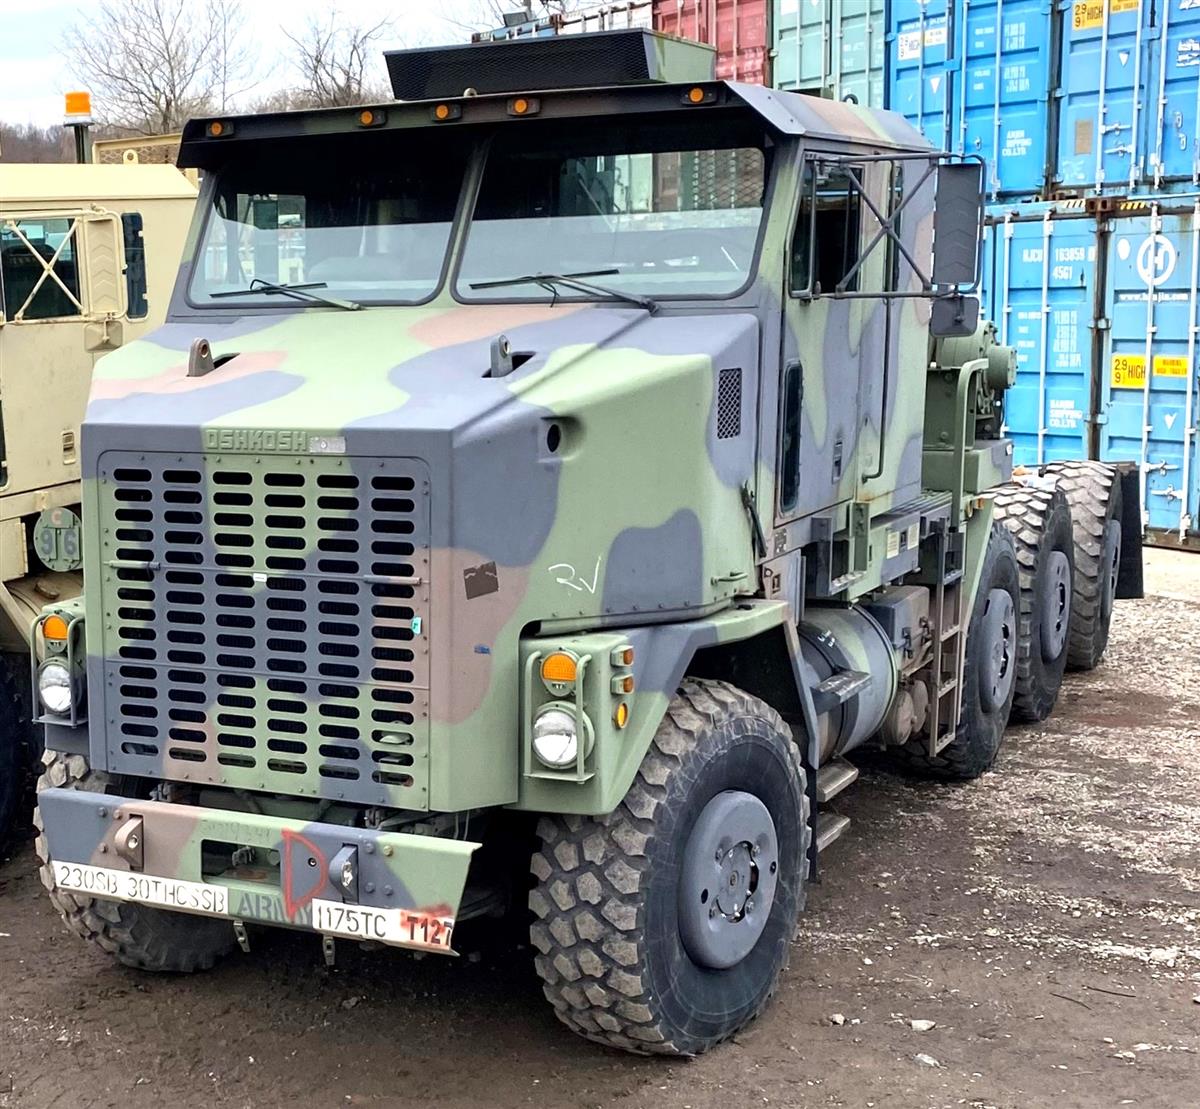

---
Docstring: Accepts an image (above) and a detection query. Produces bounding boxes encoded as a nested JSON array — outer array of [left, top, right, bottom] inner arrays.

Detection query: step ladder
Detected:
[[920, 522, 968, 756]]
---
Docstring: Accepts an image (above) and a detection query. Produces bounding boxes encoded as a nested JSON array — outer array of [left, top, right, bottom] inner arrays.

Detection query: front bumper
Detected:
[[39, 789, 478, 954]]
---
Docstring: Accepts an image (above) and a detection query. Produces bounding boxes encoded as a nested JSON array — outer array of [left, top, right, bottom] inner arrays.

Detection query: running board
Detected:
[[814, 812, 850, 852], [815, 758, 859, 803]]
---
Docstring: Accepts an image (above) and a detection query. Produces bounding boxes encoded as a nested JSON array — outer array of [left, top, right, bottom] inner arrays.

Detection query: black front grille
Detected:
[[98, 452, 430, 806]]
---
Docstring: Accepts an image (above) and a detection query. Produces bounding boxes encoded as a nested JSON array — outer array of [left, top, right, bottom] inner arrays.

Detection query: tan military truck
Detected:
[[0, 162, 196, 856]]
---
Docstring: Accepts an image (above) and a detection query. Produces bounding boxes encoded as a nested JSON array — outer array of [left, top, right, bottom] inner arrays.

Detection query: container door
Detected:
[[1056, 0, 1149, 192], [831, 0, 887, 106], [1145, 0, 1200, 188], [1101, 204, 1200, 538], [654, 0, 769, 84], [772, 0, 833, 92], [961, 0, 1056, 198], [888, 0, 957, 151], [985, 204, 1099, 465]]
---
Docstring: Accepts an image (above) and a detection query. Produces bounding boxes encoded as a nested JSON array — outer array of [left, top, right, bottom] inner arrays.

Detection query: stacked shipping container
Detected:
[[471, 0, 1200, 542]]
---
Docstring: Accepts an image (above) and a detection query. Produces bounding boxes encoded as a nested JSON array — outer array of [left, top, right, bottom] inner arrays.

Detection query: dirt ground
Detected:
[[1, 551, 1197, 1109]]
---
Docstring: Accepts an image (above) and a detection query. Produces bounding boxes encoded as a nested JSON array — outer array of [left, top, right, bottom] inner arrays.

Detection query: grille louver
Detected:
[[99, 452, 431, 806]]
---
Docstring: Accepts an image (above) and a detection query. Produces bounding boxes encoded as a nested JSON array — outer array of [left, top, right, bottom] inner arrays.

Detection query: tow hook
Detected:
[[113, 815, 145, 870]]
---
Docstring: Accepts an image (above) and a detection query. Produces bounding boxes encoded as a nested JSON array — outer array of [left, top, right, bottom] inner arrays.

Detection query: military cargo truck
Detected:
[[0, 163, 196, 857], [30, 32, 1139, 1055]]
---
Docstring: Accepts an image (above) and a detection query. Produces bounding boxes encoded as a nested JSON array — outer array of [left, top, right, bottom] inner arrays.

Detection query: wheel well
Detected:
[[685, 624, 804, 727]]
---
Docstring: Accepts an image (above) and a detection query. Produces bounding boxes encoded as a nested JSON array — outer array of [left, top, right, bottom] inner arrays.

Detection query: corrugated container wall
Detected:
[[1100, 201, 1200, 537], [652, 0, 770, 84], [983, 201, 1200, 544], [888, 0, 1055, 196], [981, 201, 1100, 465], [886, 0, 1200, 198], [771, 0, 886, 107]]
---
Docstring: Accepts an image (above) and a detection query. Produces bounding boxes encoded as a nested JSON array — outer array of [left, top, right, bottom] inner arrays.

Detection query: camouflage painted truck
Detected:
[[0, 162, 196, 858], [30, 32, 1140, 1054]]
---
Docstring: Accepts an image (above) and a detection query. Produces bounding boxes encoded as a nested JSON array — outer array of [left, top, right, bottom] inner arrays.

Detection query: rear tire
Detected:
[[993, 483, 1074, 722], [36, 750, 237, 972], [529, 679, 809, 1055], [0, 656, 37, 861], [1042, 461, 1123, 670], [892, 523, 1021, 780]]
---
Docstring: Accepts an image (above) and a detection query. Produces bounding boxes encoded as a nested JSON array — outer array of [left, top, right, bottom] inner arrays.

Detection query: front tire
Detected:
[[36, 750, 237, 972], [529, 679, 809, 1055]]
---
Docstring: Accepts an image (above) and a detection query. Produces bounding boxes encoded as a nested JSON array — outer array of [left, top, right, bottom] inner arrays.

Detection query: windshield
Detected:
[[457, 120, 768, 299], [189, 135, 469, 306]]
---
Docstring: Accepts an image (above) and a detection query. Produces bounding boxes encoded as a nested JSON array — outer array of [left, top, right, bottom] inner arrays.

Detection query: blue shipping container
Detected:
[[1146, 0, 1200, 188], [960, 0, 1056, 196], [982, 202, 1100, 464], [888, 0, 1200, 197], [1101, 202, 1200, 536], [1055, 0, 1148, 192], [888, 0, 958, 154], [888, 0, 1053, 196]]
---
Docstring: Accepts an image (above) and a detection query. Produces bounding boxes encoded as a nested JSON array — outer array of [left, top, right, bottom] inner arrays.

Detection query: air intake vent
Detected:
[[716, 368, 742, 439], [384, 29, 715, 101], [98, 452, 431, 807]]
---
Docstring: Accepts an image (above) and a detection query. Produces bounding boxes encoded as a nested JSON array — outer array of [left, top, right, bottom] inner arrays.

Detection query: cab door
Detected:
[[775, 155, 894, 525], [0, 209, 126, 498]]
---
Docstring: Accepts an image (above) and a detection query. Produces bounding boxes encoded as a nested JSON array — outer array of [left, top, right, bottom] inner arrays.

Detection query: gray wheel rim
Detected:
[[1039, 550, 1071, 660], [980, 588, 1016, 713], [678, 790, 778, 970], [1103, 519, 1121, 622]]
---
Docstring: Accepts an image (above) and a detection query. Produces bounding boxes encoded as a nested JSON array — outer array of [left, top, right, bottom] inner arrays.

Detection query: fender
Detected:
[[512, 600, 804, 816]]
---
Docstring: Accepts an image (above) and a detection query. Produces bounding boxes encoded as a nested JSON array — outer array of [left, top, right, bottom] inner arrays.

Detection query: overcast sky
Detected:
[[0, 0, 502, 126]]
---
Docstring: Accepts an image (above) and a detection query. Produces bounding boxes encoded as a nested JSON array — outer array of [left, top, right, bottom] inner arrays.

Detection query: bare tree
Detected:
[[282, 12, 393, 109], [441, 0, 603, 36], [63, 0, 256, 134], [0, 124, 73, 164]]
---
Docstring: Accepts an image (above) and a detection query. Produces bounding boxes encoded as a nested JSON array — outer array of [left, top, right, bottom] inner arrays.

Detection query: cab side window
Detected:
[[790, 162, 863, 296], [0, 218, 82, 320], [122, 212, 148, 320]]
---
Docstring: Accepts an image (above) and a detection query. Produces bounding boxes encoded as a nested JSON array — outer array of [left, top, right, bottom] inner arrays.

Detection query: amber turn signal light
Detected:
[[42, 614, 69, 642], [541, 651, 578, 686]]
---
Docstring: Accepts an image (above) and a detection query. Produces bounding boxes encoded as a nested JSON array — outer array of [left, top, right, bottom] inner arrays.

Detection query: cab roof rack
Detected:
[[383, 28, 716, 102]]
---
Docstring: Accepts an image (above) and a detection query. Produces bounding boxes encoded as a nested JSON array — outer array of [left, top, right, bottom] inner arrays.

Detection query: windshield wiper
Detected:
[[469, 269, 657, 314], [210, 279, 361, 311]]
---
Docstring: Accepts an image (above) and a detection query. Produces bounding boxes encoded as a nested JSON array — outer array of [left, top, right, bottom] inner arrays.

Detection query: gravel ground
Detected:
[[0, 550, 1197, 1108]]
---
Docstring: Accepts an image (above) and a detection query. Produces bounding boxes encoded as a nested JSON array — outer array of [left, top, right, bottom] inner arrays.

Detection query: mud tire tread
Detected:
[[1041, 461, 1121, 671], [992, 483, 1074, 722], [35, 750, 237, 973], [528, 678, 809, 1056]]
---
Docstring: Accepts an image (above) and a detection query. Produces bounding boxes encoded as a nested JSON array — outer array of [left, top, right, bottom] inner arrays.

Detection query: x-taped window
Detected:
[[0, 217, 83, 320], [790, 162, 863, 296]]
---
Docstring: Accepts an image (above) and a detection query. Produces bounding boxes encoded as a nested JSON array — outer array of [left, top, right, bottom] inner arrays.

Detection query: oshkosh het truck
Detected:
[[30, 32, 1138, 1054]]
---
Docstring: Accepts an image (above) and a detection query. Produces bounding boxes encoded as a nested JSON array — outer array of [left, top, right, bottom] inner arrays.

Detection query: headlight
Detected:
[[531, 705, 596, 770], [38, 660, 73, 715]]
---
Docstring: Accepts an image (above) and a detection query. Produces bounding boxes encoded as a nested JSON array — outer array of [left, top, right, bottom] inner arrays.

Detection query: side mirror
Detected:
[[931, 161, 983, 288], [78, 214, 127, 318]]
